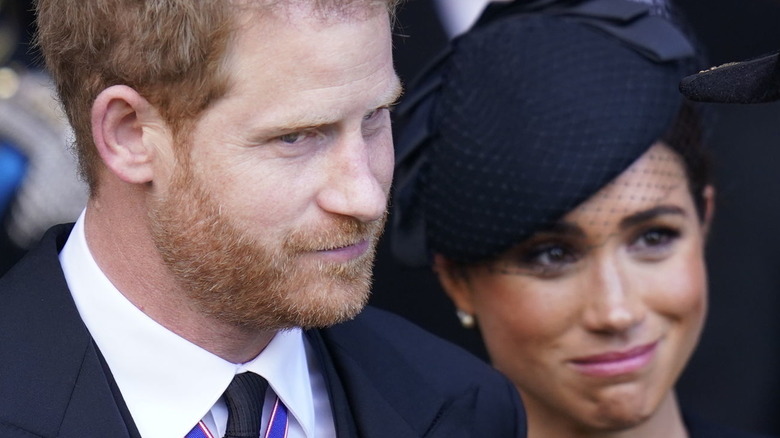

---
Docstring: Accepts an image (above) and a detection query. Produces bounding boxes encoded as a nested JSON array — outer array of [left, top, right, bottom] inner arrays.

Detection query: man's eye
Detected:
[[364, 107, 388, 122], [279, 132, 306, 144]]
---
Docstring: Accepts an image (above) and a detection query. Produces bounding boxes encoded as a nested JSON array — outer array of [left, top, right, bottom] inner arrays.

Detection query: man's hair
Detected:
[[34, 0, 400, 194]]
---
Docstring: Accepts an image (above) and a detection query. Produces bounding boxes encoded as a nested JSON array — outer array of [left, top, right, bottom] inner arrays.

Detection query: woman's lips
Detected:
[[569, 342, 658, 377]]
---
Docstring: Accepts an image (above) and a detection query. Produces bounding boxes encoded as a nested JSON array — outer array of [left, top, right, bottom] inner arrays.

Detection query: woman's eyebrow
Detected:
[[540, 221, 585, 238], [619, 205, 687, 230]]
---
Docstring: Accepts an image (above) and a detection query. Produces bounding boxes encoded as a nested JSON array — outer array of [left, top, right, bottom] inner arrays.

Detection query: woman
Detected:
[[391, 0, 773, 436]]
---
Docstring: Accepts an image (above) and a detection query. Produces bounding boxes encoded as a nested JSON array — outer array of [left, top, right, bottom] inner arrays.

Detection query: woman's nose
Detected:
[[581, 257, 646, 334]]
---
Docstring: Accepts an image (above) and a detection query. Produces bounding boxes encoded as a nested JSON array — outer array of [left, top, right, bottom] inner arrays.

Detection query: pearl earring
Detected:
[[456, 309, 475, 329]]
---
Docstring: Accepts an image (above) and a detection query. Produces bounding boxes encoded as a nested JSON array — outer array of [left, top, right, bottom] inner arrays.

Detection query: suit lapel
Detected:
[[306, 330, 361, 438], [309, 322, 478, 438], [0, 224, 135, 437]]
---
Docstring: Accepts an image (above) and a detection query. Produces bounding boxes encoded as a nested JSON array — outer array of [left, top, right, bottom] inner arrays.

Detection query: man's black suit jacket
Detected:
[[0, 224, 527, 437]]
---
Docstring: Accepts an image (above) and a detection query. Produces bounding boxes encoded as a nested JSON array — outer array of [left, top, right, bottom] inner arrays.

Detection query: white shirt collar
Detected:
[[59, 210, 318, 438]]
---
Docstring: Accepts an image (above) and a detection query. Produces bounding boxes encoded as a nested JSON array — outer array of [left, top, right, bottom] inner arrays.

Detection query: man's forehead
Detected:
[[233, 0, 390, 21], [213, 1, 397, 132], [238, 70, 400, 135]]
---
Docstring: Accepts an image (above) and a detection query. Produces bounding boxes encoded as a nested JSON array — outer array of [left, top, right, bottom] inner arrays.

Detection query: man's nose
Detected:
[[315, 133, 391, 223]]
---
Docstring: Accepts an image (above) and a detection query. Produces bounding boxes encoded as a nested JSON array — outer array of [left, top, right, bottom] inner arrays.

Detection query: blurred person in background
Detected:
[[0, 0, 87, 275]]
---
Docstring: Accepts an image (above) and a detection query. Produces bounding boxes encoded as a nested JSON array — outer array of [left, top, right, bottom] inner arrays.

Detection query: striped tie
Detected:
[[185, 373, 289, 438], [224, 373, 268, 438]]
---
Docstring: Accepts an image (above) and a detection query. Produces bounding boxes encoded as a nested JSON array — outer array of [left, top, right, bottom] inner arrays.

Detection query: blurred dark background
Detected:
[[371, 0, 780, 435]]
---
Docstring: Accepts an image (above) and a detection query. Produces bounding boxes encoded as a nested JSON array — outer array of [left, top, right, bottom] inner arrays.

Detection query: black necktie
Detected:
[[223, 372, 269, 438]]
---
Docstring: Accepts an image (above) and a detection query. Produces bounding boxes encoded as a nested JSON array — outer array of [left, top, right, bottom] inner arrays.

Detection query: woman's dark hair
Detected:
[[664, 100, 713, 221]]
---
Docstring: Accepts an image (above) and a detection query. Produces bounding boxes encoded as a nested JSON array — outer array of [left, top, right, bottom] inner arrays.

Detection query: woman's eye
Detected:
[[531, 245, 575, 267], [493, 242, 579, 277], [630, 227, 680, 256]]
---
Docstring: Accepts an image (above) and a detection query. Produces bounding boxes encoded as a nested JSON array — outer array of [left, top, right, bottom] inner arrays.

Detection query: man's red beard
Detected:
[[149, 162, 385, 331]]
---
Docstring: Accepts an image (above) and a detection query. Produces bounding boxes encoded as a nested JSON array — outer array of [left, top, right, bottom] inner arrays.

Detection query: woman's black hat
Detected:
[[391, 0, 701, 266]]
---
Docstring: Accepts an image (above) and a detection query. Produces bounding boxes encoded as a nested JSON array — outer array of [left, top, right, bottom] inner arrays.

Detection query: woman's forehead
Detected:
[[564, 143, 689, 234]]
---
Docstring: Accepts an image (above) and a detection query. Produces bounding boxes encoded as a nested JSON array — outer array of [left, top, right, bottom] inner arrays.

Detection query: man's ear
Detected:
[[91, 85, 169, 184], [433, 254, 476, 316]]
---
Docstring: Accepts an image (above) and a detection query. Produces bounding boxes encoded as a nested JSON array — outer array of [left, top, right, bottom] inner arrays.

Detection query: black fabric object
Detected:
[[224, 373, 269, 438], [95, 343, 143, 438], [0, 224, 134, 437], [391, 0, 699, 266], [304, 330, 361, 438], [680, 51, 780, 103], [316, 306, 527, 437]]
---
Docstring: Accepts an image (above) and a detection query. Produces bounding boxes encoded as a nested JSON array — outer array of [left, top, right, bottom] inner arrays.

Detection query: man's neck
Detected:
[[84, 199, 275, 363]]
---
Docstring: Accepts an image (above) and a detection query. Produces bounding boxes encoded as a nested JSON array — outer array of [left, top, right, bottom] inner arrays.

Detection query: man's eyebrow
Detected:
[[267, 116, 334, 135], [381, 76, 404, 108], [619, 205, 687, 229], [253, 76, 404, 138]]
